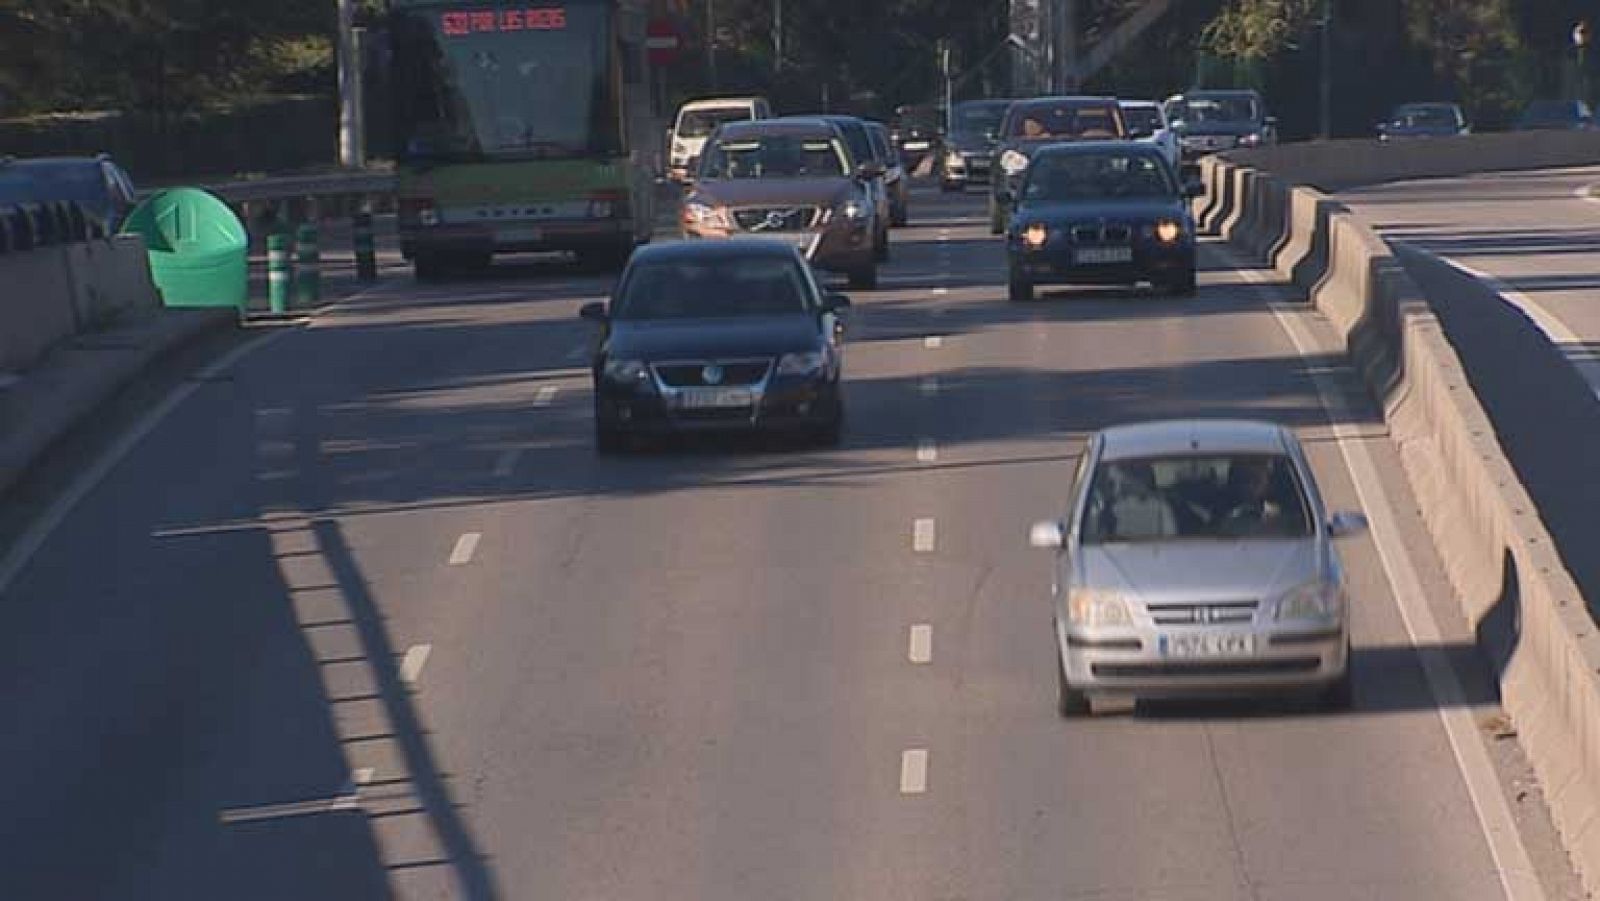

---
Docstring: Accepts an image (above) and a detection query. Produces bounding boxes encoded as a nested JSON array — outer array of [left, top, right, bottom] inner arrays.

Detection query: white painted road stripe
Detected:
[[1232, 249, 1547, 901], [924, 335, 944, 349], [931, 287, 949, 296], [220, 794, 360, 824], [492, 448, 522, 478], [912, 518, 936, 553], [353, 767, 376, 786], [916, 439, 938, 463], [449, 533, 481, 566], [920, 376, 939, 397], [534, 385, 560, 408], [908, 625, 933, 663], [399, 644, 432, 685], [900, 748, 929, 794]]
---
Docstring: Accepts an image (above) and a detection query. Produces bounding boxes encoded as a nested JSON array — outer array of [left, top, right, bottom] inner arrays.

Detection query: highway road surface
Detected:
[[0, 186, 1584, 900]]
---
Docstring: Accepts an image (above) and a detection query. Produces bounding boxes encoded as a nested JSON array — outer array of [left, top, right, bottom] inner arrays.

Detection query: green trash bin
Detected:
[[120, 187, 248, 310]]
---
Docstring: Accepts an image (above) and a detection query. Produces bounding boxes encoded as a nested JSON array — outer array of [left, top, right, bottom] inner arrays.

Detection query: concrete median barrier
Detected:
[[1214, 155, 1600, 893], [1228, 130, 1600, 192]]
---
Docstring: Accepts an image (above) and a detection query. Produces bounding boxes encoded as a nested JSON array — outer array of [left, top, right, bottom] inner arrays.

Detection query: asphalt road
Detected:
[[0, 186, 1583, 899]]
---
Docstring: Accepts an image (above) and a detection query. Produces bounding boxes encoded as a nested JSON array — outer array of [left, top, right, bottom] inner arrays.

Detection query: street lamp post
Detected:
[[1318, 0, 1333, 140], [336, 0, 365, 168]]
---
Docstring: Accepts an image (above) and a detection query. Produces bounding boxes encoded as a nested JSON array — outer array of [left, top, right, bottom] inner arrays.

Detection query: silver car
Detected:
[[1029, 420, 1366, 715]]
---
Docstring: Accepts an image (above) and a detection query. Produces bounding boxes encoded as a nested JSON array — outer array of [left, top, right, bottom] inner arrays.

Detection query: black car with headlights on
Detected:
[[1003, 142, 1200, 301], [580, 241, 850, 452]]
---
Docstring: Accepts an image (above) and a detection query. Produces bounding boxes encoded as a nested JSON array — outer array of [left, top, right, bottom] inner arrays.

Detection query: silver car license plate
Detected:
[[1159, 633, 1257, 658], [1074, 246, 1133, 265], [676, 388, 754, 410]]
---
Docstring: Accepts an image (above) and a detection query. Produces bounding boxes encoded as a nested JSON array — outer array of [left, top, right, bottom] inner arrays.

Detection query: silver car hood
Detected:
[[1080, 540, 1321, 604]]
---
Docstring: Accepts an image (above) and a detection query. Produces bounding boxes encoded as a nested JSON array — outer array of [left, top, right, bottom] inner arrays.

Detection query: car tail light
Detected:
[[400, 196, 439, 226], [588, 190, 627, 219]]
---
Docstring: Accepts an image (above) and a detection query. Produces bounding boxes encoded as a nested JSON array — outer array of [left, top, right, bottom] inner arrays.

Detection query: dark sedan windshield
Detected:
[[615, 256, 812, 320], [1179, 95, 1260, 125], [1082, 454, 1312, 544], [1122, 107, 1164, 137], [1023, 152, 1175, 202], [1393, 105, 1459, 128], [952, 101, 1010, 136], [1007, 103, 1124, 139], [700, 136, 848, 179]]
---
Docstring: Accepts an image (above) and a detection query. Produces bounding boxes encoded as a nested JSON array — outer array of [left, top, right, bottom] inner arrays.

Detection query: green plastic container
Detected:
[[120, 188, 248, 310]]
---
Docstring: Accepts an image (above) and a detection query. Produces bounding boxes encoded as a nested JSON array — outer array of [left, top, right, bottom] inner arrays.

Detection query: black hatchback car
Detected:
[[1003, 142, 1200, 301], [581, 241, 850, 451]]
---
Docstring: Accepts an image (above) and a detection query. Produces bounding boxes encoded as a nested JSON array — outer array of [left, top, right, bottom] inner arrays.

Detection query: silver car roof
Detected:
[[1097, 419, 1293, 461]]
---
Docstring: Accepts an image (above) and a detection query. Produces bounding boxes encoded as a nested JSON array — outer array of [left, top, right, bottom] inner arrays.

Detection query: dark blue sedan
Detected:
[[1003, 142, 1200, 301]]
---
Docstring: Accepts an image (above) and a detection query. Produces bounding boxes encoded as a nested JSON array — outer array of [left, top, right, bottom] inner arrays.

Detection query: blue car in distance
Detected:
[[0, 155, 139, 234], [1003, 142, 1201, 301], [1377, 102, 1470, 140]]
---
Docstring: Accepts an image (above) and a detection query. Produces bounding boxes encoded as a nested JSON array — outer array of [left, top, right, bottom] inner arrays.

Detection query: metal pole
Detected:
[[773, 0, 782, 72], [337, 0, 359, 167], [1319, 0, 1333, 140], [707, 0, 718, 90], [942, 41, 953, 129], [1060, 0, 1078, 92]]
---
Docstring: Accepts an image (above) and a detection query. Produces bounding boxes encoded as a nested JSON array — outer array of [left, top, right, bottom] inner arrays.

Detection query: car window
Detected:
[[1081, 454, 1311, 543], [866, 126, 893, 163], [615, 256, 812, 320], [1007, 103, 1125, 139], [1023, 152, 1175, 201], [1394, 105, 1458, 128], [677, 107, 755, 138], [1180, 95, 1260, 124], [700, 135, 848, 179], [953, 102, 1009, 136], [830, 120, 874, 166], [12, 163, 108, 209], [1121, 106, 1163, 137]]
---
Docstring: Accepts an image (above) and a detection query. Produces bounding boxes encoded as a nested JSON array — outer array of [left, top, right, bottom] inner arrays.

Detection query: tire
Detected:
[[459, 250, 493, 273], [1321, 659, 1354, 711], [989, 201, 1006, 235], [595, 423, 627, 455], [1162, 270, 1198, 297], [413, 252, 447, 282], [1008, 274, 1034, 302], [848, 262, 878, 290], [1057, 643, 1091, 718], [812, 409, 843, 448], [875, 228, 890, 263], [892, 205, 909, 228]]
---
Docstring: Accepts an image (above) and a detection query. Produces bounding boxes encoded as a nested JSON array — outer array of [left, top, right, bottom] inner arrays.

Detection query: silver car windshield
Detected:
[[1081, 454, 1312, 543], [701, 136, 848, 179]]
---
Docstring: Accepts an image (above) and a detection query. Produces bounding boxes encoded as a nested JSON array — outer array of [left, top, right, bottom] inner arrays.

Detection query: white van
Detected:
[[668, 96, 772, 181]]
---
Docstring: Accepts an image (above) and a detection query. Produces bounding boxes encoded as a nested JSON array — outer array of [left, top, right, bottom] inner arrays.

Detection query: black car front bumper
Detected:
[[595, 373, 842, 436], [1008, 237, 1195, 287]]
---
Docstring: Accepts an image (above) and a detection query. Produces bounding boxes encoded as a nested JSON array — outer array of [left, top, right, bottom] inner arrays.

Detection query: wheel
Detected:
[[1321, 659, 1354, 711], [1162, 270, 1198, 297], [1008, 274, 1034, 302], [413, 252, 447, 282], [848, 263, 878, 290], [875, 228, 890, 263], [459, 250, 493, 273], [595, 420, 627, 455], [1057, 643, 1091, 718], [989, 201, 1006, 235], [811, 410, 843, 448], [893, 206, 908, 228]]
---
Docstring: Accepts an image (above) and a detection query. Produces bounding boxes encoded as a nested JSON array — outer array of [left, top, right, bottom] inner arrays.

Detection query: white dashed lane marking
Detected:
[[912, 519, 936, 553], [448, 533, 481, 566], [534, 386, 560, 408], [399, 644, 432, 685], [900, 748, 930, 794], [924, 335, 944, 349], [908, 625, 933, 664], [916, 439, 938, 463]]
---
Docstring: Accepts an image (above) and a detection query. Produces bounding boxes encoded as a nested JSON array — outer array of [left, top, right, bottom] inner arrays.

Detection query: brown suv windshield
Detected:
[[700, 136, 849, 180], [1008, 103, 1126, 139]]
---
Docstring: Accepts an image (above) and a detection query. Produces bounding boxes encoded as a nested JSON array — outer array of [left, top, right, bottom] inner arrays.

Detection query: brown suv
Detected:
[[681, 118, 884, 289]]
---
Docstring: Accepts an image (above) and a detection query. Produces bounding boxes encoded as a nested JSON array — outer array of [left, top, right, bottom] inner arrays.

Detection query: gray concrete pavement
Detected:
[[0, 186, 1583, 899]]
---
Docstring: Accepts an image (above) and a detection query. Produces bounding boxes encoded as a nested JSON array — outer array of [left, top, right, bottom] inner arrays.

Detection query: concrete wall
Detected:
[[1210, 154, 1600, 894], [1226, 131, 1600, 192], [0, 235, 162, 374]]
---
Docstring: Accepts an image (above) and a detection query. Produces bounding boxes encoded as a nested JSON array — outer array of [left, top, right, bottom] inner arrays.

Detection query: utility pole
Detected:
[[1056, 0, 1078, 93], [941, 39, 953, 131], [1318, 0, 1333, 140], [773, 0, 783, 72], [337, 0, 365, 168], [707, 0, 719, 90]]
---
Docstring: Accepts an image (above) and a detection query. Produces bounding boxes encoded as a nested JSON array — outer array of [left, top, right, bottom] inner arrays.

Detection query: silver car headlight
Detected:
[[776, 351, 826, 376], [999, 148, 1030, 175], [833, 199, 869, 222], [1238, 132, 1263, 147], [1066, 588, 1133, 628], [1274, 580, 1345, 623], [603, 359, 649, 384], [684, 201, 732, 229]]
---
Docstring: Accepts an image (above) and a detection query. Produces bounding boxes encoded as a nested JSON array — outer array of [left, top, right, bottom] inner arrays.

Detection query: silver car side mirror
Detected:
[[1029, 520, 1066, 549], [1327, 511, 1368, 538]]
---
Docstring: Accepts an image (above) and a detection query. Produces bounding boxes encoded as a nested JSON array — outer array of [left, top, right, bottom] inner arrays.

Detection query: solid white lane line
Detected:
[[924, 335, 944, 349], [399, 644, 432, 685], [908, 625, 933, 663], [448, 532, 481, 566], [900, 748, 929, 794], [1233, 254, 1547, 901], [353, 767, 376, 786], [0, 331, 294, 598], [931, 287, 949, 296], [916, 439, 938, 463], [920, 376, 939, 397], [220, 794, 360, 825], [912, 518, 936, 553], [534, 385, 560, 408], [492, 448, 522, 478]]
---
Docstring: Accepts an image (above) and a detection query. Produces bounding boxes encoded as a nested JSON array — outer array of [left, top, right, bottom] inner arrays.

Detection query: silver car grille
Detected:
[[1069, 223, 1133, 244], [733, 207, 824, 233], [1146, 600, 1259, 626]]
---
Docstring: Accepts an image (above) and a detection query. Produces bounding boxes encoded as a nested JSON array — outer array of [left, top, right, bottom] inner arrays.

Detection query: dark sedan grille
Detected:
[[653, 360, 771, 388], [1147, 600, 1259, 626], [733, 207, 822, 232], [1069, 223, 1134, 244]]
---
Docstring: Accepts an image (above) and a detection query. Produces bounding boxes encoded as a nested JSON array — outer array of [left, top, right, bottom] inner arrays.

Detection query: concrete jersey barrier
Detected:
[[1225, 130, 1600, 192], [0, 235, 163, 374], [1211, 155, 1600, 893]]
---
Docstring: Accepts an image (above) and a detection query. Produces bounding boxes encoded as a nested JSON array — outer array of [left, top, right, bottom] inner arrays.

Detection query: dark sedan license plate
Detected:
[[676, 388, 754, 410], [1159, 633, 1257, 658], [1074, 246, 1133, 265]]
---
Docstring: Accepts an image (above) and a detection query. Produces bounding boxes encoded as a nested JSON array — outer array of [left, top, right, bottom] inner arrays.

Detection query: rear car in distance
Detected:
[[1377, 102, 1470, 140], [1164, 89, 1277, 163], [989, 95, 1128, 234], [1029, 419, 1365, 715], [0, 155, 138, 234], [815, 115, 892, 261], [865, 120, 910, 227], [1120, 99, 1180, 167], [1514, 99, 1596, 131], [669, 96, 772, 182], [580, 241, 850, 451], [679, 118, 883, 289], [890, 104, 944, 172], [1004, 142, 1199, 301], [940, 98, 1013, 192]]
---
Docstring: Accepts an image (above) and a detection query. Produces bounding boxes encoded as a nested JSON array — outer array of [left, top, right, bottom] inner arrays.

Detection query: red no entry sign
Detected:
[[647, 19, 682, 65]]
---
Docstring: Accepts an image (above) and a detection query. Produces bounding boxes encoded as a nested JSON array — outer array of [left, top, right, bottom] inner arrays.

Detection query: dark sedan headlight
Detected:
[[1021, 222, 1050, 249], [1142, 218, 1185, 244], [777, 351, 827, 377], [603, 359, 649, 385], [1237, 132, 1264, 148]]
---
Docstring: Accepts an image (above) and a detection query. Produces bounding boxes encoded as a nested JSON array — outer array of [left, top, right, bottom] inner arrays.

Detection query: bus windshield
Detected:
[[389, 2, 620, 162]]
